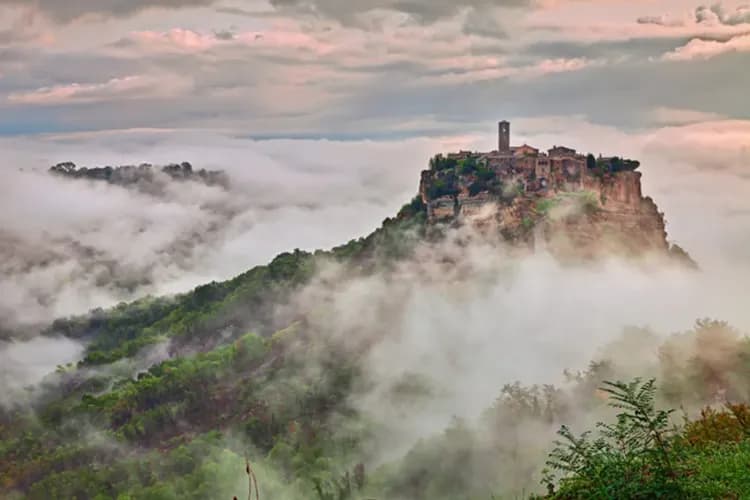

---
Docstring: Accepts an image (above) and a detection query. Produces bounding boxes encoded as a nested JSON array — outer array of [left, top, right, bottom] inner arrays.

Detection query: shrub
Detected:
[[469, 181, 487, 196], [397, 196, 426, 218], [429, 154, 458, 172], [684, 404, 750, 447], [543, 379, 681, 499], [427, 178, 459, 199], [458, 156, 479, 175], [536, 199, 556, 216], [579, 191, 600, 214]]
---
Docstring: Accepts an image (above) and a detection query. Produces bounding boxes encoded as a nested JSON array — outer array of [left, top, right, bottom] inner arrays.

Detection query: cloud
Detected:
[[529, 56, 593, 74], [636, 15, 684, 27], [128, 27, 333, 55], [267, 0, 530, 25], [0, 8, 55, 47], [0, 0, 748, 138], [0, 0, 220, 23], [7, 74, 193, 105], [648, 106, 726, 125], [416, 56, 598, 85], [526, 1, 750, 43], [637, 4, 750, 29], [642, 120, 750, 174], [695, 4, 750, 26], [2, 117, 750, 335], [662, 33, 750, 61]]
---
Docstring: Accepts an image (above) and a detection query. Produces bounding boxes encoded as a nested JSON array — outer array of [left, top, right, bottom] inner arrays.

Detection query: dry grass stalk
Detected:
[[245, 453, 260, 500]]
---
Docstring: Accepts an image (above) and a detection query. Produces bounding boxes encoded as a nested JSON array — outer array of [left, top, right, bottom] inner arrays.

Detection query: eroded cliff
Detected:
[[418, 155, 680, 261]]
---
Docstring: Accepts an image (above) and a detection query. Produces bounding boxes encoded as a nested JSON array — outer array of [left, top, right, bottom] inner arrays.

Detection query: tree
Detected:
[[586, 154, 596, 170]]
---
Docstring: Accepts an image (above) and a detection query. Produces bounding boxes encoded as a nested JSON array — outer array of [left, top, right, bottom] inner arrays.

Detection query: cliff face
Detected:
[[547, 172, 668, 258], [419, 166, 670, 259]]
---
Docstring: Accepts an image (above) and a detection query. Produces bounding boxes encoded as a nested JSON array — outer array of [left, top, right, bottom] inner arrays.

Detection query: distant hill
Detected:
[[49, 161, 230, 190]]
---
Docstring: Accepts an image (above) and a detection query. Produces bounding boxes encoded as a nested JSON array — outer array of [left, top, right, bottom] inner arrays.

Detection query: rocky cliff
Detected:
[[418, 158, 680, 261]]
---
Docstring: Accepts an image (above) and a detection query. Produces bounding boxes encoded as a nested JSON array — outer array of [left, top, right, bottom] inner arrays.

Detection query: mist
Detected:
[[2, 118, 748, 333], [273, 219, 750, 474], [0, 336, 85, 408], [0, 130, 481, 334], [2, 118, 750, 497]]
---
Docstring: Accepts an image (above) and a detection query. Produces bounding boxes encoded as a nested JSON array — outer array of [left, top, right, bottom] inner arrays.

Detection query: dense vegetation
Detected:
[[1, 206, 434, 498], [542, 380, 750, 499], [49, 161, 229, 189], [427, 154, 513, 201], [44, 205, 427, 369], [586, 154, 641, 176]]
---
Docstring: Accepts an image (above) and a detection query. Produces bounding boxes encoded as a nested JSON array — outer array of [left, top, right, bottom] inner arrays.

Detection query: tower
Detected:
[[498, 120, 510, 153]]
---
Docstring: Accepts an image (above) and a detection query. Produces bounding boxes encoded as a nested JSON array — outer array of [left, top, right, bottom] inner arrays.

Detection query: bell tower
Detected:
[[498, 120, 510, 153]]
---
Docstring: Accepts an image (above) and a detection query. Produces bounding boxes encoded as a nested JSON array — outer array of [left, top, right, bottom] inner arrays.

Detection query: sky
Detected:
[[0, 0, 748, 136], [1, 0, 750, 330]]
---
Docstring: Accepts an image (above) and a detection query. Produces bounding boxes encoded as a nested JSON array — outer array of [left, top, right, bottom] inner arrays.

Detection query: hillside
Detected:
[[49, 162, 230, 191], [0, 141, 734, 500]]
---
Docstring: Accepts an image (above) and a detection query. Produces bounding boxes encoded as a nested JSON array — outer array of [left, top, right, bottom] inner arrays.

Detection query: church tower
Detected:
[[498, 120, 510, 153]]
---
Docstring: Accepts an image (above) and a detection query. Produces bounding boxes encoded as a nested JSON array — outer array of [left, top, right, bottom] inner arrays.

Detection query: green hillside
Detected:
[[3, 198, 750, 500]]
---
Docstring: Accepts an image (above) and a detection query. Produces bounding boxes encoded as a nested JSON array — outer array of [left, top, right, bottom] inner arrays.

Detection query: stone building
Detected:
[[490, 122, 586, 191], [498, 121, 510, 153], [512, 144, 539, 157], [548, 145, 577, 157]]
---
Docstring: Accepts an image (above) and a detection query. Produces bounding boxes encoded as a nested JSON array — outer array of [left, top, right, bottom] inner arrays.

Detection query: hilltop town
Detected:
[[417, 121, 687, 260]]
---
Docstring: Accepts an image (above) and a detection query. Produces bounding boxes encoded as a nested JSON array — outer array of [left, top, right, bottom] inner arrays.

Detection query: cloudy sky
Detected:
[[0, 0, 748, 136], [1, 0, 749, 330]]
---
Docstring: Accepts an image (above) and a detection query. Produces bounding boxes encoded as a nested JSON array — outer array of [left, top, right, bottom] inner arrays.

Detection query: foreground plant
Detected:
[[542, 378, 681, 499]]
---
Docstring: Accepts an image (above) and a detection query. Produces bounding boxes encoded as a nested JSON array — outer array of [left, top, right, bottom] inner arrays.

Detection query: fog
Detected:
[[278, 225, 750, 471], [1, 118, 750, 497], [0, 335, 85, 408], [2, 119, 749, 334], [1, 117, 749, 405], [0, 130, 480, 333]]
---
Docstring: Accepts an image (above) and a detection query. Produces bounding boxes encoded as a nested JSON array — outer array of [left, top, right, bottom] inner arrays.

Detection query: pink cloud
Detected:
[[132, 28, 219, 52], [649, 107, 726, 125], [130, 27, 333, 55], [526, 1, 750, 43], [644, 119, 750, 175], [7, 75, 190, 105], [531, 57, 592, 74], [414, 56, 596, 86], [663, 33, 750, 61]]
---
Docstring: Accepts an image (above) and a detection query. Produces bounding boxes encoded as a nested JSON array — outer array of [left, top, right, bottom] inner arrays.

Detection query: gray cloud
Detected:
[[268, 0, 529, 25], [1, 1, 747, 139], [0, 0, 219, 23], [637, 4, 750, 27], [706, 3, 750, 25]]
